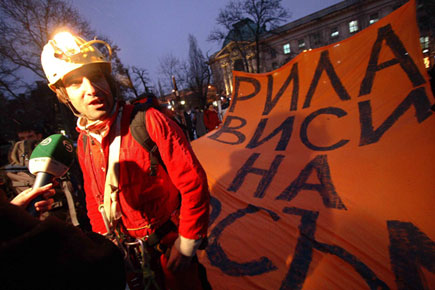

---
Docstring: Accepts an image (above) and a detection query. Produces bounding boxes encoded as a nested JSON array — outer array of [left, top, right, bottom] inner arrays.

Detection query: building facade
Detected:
[[209, 0, 433, 95]]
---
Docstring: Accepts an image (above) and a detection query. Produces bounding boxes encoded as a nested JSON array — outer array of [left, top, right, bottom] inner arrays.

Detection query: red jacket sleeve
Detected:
[[145, 108, 210, 240]]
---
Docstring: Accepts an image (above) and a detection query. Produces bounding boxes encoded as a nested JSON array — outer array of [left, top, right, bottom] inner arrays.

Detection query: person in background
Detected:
[[0, 183, 126, 290], [194, 107, 207, 138], [203, 104, 221, 132], [16, 125, 44, 142], [184, 109, 195, 141], [41, 31, 210, 289], [4, 124, 43, 168], [220, 96, 230, 121]]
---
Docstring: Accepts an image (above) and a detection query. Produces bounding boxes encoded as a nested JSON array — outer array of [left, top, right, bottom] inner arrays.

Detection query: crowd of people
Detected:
[[180, 104, 222, 142], [133, 92, 228, 143]]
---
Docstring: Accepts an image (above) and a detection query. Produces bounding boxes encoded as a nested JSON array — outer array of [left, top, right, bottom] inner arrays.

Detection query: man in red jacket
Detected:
[[203, 104, 221, 132], [41, 31, 210, 290]]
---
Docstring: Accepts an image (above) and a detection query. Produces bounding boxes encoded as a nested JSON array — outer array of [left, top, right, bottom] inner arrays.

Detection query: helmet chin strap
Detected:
[[54, 86, 85, 118], [65, 100, 87, 119]]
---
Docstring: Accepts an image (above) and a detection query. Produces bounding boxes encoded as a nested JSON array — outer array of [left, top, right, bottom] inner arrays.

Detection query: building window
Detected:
[[420, 36, 429, 53], [283, 43, 291, 54], [298, 39, 306, 50], [330, 27, 339, 39], [349, 20, 359, 33], [270, 48, 277, 59], [369, 13, 379, 24], [311, 33, 322, 47], [233, 59, 245, 71]]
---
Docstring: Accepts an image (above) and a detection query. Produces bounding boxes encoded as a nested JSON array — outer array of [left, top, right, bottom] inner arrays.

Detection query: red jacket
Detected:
[[203, 109, 221, 131], [76, 103, 209, 240]]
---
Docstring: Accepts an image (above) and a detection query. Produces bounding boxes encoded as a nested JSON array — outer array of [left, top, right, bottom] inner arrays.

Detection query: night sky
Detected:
[[68, 0, 342, 88]]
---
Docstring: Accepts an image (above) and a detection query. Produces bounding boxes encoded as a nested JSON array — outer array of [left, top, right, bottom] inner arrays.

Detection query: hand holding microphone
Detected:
[[25, 134, 75, 216], [11, 183, 55, 213]]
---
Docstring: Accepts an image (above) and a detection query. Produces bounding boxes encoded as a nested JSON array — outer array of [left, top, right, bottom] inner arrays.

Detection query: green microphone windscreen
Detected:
[[28, 134, 75, 177]]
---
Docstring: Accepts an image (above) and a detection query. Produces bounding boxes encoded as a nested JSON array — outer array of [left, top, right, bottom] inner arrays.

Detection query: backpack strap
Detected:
[[8, 140, 38, 166], [130, 102, 166, 176]]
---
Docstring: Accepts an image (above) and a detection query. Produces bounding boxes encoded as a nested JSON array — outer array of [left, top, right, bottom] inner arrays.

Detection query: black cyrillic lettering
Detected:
[[208, 115, 247, 145], [229, 76, 261, 113], [206, 204, 280, 276], [228, 153, 284, 198], [300, 107, 349, 151], [387, 220, 435, 290], [276, 155, 346, 210], [359, 24, 425, 96], [303, 50, 351, 109], [263, 63, 299, 115], [209, 196, 222, 226], [246, 116, 295, 151], [359, 87, 433, 146], [280, 207, 388, 290]]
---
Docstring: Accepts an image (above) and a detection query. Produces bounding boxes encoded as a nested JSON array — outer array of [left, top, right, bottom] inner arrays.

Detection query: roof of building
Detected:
[[262, 0, 365, 38], [209, 0, 398, 60], [222, 18, 265, 48]]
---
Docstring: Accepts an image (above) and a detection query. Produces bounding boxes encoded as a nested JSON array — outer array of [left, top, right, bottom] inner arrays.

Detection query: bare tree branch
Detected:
[[186, 34, 210, 105], [131, 66, 151, 95], [158, 53, 184, 93]]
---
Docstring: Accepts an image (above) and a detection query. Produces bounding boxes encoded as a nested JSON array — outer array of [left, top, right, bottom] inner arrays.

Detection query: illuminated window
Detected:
[[369, 13, 379, 24], [420, 36, 429, 51], [283, 43, 291, 54], [330, 27, 339, 38], [349, 20, 358, 33], [298, 39, 306, 50]]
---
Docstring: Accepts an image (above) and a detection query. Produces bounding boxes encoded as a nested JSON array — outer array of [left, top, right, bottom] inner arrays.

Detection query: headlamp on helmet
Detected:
[[52, 32, 82, 58], [41, 31, 112, 91]]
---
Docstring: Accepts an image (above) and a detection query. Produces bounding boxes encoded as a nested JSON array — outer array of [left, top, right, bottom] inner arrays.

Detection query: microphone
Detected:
[[26, 134, 75, 216]]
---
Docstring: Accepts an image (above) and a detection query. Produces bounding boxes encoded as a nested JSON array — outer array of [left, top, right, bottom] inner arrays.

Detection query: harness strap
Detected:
[[61, 179, 80, 227], [102, 106, 123, 231]]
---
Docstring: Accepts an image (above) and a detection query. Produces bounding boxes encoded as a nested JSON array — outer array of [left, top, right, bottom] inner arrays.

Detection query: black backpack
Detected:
[[0, 140, 38, 198]]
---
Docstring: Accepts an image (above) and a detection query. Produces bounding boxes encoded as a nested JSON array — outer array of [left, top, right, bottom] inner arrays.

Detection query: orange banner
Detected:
[[192, 1, 434, 289]]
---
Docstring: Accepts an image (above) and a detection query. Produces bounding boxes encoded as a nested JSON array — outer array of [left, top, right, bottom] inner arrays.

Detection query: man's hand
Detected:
[[166, 244, 193, 273], [10, 183, 55, 213]]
